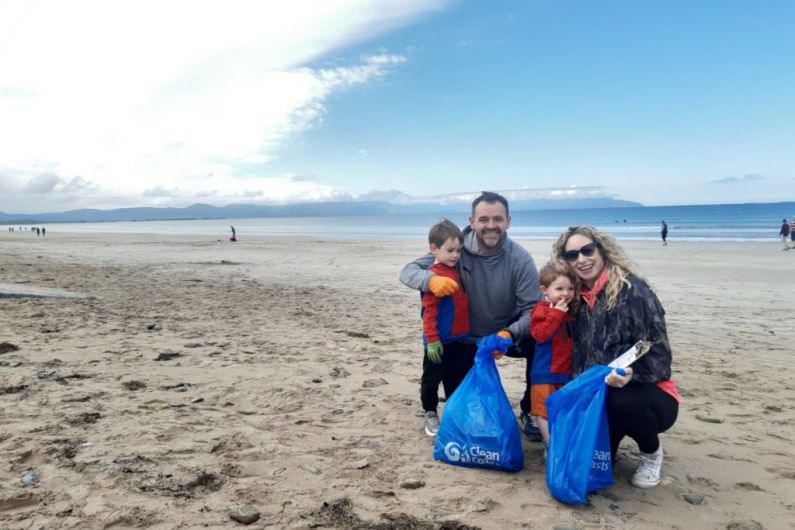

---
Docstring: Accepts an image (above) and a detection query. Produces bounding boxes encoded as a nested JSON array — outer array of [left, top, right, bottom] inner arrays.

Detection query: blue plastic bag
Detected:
[[545, 365, 616, 504], [433, 335, 523, 472]]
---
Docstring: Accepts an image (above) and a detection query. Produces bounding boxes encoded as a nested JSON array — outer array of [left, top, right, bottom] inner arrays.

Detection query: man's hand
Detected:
[[426, 342, 443, 364], [428, 275, 459, 297], [492, 330, 513, 360]]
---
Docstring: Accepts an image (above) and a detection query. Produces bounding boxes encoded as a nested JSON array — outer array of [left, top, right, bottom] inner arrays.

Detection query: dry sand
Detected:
[[0, 231, 793, 530]]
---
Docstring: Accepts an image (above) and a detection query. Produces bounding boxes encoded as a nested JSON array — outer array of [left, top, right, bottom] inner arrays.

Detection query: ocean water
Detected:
[[9, 202, 795, 242]]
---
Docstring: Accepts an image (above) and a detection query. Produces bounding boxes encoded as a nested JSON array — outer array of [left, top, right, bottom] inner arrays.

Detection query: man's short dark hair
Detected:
[[471, 191, 509, 216], [428, 219, 463, 247]]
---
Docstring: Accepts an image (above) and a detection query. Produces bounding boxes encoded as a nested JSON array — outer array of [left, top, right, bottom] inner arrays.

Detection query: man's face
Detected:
[[469, 201, 510, 254]]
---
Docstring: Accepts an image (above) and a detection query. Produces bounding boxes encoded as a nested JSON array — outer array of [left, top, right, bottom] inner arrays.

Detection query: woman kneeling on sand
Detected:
[[552, 226, 680, 488]]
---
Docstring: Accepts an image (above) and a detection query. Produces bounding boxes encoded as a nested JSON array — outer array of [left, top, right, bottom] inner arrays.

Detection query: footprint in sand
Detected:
[[735, 482, 764, 491], [707, 453, 754, 463], [687, 475, 720, 490]]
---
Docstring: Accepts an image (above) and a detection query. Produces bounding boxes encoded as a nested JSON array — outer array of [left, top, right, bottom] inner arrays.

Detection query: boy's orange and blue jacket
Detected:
[[421, 263, 470, 346], [530, 302, 573, 385]]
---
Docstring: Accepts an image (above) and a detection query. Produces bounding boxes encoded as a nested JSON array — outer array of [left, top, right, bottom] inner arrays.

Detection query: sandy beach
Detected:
[[0, 231, 793, 530]]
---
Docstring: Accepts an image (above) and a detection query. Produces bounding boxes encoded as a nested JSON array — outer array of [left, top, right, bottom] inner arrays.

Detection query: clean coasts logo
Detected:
[[591, 449, 611, 472], [444, 442, 501, 467]]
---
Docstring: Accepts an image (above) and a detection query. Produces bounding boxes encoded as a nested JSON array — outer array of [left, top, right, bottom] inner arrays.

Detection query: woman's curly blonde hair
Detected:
[[551, 226, 642, 311]]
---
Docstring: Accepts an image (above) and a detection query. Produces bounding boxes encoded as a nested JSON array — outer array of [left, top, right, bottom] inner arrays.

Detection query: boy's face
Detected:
[[430, 237, 463, 268], [540, 274, 575, 306]]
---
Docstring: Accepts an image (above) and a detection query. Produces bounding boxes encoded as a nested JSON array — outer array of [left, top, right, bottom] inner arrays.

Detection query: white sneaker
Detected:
[[631, 446, 663, 488], [423, 411, 440, 436]]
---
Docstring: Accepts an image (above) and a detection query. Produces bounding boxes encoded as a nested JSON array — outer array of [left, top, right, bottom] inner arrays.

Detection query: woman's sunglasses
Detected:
[[563, 242, 597, 262]]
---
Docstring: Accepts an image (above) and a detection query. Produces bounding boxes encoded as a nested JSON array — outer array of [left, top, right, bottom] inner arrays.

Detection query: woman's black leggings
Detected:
[[606, 382, 678, 456]]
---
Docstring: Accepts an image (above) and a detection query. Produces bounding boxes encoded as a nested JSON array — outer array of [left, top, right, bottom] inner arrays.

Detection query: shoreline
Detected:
[[4, 201, 793, 242], [1, 232, 792, 529]]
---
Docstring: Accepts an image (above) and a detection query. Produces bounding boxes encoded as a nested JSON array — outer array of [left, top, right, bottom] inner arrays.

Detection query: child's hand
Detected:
[[426, 342, 443, 364], [428, 276, 458, 297], [551, 299, 569, 313]]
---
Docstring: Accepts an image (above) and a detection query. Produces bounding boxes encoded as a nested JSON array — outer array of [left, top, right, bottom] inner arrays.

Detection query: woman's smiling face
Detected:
[[564, 234, 605, 288]]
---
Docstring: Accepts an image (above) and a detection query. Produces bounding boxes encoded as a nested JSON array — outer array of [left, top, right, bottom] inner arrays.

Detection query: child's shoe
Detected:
[[519, 412, 543, 442], [631, 445, 663, 488], [423, 411, 440, 436]]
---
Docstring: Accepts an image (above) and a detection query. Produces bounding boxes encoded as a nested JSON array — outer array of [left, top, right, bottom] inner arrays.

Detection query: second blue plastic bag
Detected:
[[545, 365, 615, 504], [433, 335, 523, 472]]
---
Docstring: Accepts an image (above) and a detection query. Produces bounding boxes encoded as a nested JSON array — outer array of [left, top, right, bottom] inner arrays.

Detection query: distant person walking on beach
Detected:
[[779, 218, 791, 250], [790, 217, 795, 247], [660, 220, 668, 246], [41, 227, 45, 237], [230, 225, 237, 242]]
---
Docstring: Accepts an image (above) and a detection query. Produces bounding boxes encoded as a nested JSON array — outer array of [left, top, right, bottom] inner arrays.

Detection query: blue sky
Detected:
[[1, 0, 793, 212]]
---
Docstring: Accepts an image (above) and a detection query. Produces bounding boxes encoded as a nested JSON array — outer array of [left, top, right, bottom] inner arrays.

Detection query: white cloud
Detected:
[[362, 53, 409, 65], [290, 174, 317, 183], [710, 173, 766, 184], [23, 173, 60, 193], [60, 176, 95, 193], [0, 170, 353, 213], [375, 186, 618, 206], [0, 0, 447, 211], [142, 186, 180, 198]]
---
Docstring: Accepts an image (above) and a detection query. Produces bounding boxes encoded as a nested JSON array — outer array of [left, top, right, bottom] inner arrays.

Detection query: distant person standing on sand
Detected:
[[660, 220, 668, 246], [779, 218, 791, 250], [790, 217, 795, 247], [41, 227, 46, 237], [230, 225, 237, 242]]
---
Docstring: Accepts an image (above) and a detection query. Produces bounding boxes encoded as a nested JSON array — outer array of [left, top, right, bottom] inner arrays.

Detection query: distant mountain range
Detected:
[[0, 195, 642, 224]]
